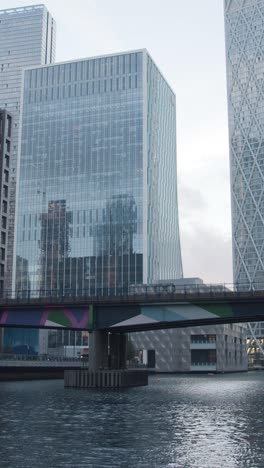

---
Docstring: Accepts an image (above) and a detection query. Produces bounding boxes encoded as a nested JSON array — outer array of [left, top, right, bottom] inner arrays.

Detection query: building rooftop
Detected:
[[0, 4, 46, 15]]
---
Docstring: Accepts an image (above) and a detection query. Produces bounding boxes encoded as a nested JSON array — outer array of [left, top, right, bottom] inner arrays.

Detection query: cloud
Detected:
[[181, 223, 233, 284], [178, 183, 233, 284], [178, 184, 208, 223]]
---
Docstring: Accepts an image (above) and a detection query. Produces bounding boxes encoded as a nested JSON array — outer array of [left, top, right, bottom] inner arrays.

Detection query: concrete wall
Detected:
[[130, 323, 248, 372]]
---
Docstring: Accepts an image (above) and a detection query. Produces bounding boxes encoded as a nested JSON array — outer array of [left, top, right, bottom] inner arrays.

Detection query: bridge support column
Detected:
[[109, 333, 127, 369], [89, 331, 127, 370], [89, 331, 108, 370]]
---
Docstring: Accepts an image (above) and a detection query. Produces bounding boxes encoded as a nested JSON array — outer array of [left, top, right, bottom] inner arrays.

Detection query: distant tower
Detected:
[[224, 0, 264, 288], [0, 4, 56, 291], [15, 50, 182, 296]]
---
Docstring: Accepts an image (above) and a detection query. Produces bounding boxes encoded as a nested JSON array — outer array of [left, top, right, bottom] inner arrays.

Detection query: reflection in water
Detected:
[[0, 373, 264, 467]]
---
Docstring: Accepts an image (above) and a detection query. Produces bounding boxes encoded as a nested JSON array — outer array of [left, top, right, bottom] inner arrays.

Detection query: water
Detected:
[[0, 373, 264, 467]]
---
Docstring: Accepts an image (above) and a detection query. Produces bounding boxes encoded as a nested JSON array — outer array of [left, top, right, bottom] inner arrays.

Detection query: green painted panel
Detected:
[[48, 310, 72, 327], [194, 303, 234, 318]]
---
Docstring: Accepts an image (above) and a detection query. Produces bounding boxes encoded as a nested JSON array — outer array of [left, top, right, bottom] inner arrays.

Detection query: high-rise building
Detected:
[[0, 110, 12, 293], [224, 0, 264, 288], [0, 4, 56, 291], [224, 0, 264, 355], [0, 109, 12, 352], [14, 50, 182, 295]]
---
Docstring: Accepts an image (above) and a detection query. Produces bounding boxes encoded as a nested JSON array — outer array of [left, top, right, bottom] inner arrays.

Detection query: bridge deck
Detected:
[[0, 289, 264, 308], [1, 289, 264, 332]]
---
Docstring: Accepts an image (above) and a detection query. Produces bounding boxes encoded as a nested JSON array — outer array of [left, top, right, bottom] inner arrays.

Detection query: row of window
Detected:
[[26, 53, 142, 89], [25, 75, 140, 104]]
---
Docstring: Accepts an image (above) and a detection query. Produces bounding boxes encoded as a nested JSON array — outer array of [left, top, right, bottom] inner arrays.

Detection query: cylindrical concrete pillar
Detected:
[[89, 330, 109, 370]]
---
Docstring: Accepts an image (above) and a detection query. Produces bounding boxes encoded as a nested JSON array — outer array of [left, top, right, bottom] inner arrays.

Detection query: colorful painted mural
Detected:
[[0, 305, 94, 329], [0, 299, 262, 331]]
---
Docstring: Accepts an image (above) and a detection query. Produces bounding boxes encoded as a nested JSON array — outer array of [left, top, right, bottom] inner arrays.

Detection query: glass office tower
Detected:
[[224, 0, 264, 356], [0, 110, 12, 293], [15, 50, 182, 296], [0, 4, 56, 290], [225, 0, 264, 288]]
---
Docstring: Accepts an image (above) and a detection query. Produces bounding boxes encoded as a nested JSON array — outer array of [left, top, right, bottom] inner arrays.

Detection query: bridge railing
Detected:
[[0, 353, 81, 362], [0, 282, 264, 305]]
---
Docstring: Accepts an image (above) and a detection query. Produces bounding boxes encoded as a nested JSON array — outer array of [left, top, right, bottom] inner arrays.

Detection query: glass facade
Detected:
[[225, 0, 264, 288], [147, 56, 182, 281], [15, 50, 182, 296], [0, 110, 12, 294], [0, 4, 56, 290]]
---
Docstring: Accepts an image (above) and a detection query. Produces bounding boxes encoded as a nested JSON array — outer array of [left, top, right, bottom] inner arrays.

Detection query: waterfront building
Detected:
[[131, 324, 248, 372], [14, 50, 182, 296], [130, 279, 248, 372], [224, 0, 264, 355], [0, 4, 56, 291]]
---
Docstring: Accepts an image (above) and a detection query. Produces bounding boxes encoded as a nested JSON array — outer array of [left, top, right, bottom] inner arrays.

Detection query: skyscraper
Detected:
[[224, 0, 264, 288], [14, 50, 182, 295], [0, 4, 56, 291], [224, 0, 264, 359], [0, 109, 12, 292]]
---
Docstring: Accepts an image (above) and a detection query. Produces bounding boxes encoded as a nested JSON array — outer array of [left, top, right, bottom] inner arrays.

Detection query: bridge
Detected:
[[1, 284, 263, 377], [0, 284, 264, 333]]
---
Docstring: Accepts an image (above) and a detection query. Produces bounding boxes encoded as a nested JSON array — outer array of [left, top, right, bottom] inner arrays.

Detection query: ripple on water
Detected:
[[0, 373, 264, 467]]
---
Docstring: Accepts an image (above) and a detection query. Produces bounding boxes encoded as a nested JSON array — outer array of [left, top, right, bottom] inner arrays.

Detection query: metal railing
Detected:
[[191, 362, 217, 367], [0, 282, 264, 305], [190, 339, 216, 344], [0, 353, 81, 362]]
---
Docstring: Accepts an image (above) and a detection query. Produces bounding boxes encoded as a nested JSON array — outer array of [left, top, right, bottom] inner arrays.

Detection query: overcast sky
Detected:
[[2, 0, 232, 285]]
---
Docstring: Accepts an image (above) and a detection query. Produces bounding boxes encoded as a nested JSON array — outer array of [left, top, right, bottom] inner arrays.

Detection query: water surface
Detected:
[[0, 372, 263, 467]]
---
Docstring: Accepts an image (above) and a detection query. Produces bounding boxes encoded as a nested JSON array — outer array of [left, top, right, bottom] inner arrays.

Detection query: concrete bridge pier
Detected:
[[88, 330, 127, 371], [109, 333, 127, 369], [65, 330, 148, 388]]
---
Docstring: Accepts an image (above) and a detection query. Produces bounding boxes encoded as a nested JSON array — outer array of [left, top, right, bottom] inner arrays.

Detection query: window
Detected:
[[1, 232, 6, 245], [191, 334, 216, 344], [2, 217, 6, 229], [4, 170, 8, 183], [3, 186, 8, 198], [7, 115, 11, 137]]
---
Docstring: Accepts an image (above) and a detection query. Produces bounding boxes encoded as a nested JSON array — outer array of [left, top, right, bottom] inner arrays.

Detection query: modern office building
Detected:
[[0, 109, 12, 352], [0, 4, 56, 291], [224, 0, 264, 288], [224, 0, 264, 353], [0, 110, 12, 292], [14, 50, 183, 296]]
